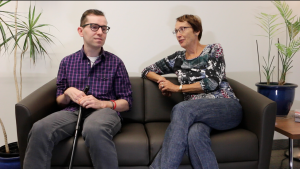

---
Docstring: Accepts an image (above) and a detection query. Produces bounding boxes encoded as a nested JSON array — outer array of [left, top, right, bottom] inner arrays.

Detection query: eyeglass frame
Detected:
[[81, 23, 111, 33], [172, 27, 192, 35]]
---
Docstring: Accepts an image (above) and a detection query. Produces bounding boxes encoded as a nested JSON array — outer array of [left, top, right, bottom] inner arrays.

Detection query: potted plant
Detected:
[[0, 118, 20, 169], [255, 0, 300, 116], [0, 1, 58, 168]]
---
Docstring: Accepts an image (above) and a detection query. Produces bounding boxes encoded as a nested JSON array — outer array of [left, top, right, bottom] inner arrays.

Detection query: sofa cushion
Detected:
[[114, 123, 149, 165], [211, 128, 258, 162], [144, 78, 183, 122], [51, 123, 149, 166], [145, 122, 190, 165], [145, 122, 258, 164]]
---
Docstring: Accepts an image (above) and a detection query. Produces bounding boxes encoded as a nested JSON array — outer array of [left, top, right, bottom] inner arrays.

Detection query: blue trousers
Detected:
[[23, 108, 121, 169], [150, 98, 242, 169]]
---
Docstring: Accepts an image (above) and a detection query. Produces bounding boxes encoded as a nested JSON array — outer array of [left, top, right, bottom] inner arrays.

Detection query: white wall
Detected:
[[1, 1, 300, 146]]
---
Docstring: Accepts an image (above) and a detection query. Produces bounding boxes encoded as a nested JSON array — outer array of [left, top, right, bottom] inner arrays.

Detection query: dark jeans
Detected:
[[23, 108, 121, 169], [150, 98, 243, 169]]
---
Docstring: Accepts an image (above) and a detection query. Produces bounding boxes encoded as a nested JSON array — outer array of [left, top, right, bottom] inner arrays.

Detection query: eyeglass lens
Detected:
[[173, 27, 185, 34], [89, 24, 109, 33]]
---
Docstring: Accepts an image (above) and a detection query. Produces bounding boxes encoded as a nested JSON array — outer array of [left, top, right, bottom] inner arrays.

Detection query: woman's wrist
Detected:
[[178, 84, 182, 92]]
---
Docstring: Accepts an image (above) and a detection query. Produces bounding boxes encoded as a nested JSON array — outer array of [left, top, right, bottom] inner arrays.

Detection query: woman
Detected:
[[141, 15, 242, 169]]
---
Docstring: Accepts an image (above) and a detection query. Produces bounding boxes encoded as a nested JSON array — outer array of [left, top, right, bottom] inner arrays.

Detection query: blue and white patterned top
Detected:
[[142, 43, 238, 101]]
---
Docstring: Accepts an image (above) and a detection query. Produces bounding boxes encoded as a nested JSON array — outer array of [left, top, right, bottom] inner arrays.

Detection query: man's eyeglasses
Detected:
[[82, 23, 110, 33], [172, 27, 192, 35]]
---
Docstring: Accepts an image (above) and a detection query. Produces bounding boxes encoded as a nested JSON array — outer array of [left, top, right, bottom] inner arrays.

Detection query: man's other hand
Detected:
[[78, 95, 108, 109], [64, 87, 87, 104]]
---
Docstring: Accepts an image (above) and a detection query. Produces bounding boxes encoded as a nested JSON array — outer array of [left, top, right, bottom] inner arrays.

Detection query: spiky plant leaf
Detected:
[[1, 4, 58, 64]]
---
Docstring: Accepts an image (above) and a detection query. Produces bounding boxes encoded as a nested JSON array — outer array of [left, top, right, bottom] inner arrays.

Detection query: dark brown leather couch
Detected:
[[15, 77, 276, 169]]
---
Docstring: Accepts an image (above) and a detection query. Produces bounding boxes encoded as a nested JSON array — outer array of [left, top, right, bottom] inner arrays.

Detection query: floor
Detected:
[[270, 149, 300, 169]]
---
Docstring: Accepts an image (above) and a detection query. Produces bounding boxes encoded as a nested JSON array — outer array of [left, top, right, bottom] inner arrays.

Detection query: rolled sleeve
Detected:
[[56, 58, 68, 97], [141, 52, 177, 78], [114, 61, 133, 110]]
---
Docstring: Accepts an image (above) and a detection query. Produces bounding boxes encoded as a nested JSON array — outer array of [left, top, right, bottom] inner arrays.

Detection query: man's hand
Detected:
[[64, 87, 87, 104], [78, 95, 108, 109], [158, 79, 179, 93]]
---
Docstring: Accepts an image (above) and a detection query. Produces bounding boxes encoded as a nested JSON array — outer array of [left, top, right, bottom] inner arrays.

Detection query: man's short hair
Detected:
[[80, 9, 105, 26], [176, 14, 203, 41]]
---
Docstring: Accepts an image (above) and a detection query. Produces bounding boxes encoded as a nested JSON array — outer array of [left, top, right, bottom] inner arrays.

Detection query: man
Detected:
[[23, 9, 132, 169]]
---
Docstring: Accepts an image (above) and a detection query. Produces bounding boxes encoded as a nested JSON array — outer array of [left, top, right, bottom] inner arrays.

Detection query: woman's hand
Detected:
[[156, 76, 167, 84], [146, 72, 173, 96], [158, 79, 179, 93]]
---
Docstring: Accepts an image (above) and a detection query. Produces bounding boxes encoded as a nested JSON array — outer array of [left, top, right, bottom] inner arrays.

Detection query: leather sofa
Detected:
[[15, 77, 276, 169]]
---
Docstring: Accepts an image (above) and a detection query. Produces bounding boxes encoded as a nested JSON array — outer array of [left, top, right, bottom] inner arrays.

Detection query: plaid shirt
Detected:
[[56, 46, 132, 115]]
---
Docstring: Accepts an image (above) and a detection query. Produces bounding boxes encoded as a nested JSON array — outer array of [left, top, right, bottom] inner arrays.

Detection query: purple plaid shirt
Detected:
[[56, 46, 132, 115]]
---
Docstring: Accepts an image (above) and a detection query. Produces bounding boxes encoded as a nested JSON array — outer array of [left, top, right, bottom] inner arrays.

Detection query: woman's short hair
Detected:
[[176, 15, 203, 41], [80, 9, 105, 26]]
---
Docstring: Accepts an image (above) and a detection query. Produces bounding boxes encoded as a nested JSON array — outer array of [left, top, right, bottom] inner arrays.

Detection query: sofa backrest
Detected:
[[122, 77, 144, 123], [144, 77, 183, 122]]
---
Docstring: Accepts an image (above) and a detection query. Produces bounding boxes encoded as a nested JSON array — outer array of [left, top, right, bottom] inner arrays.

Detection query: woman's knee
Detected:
[[188, 123, 211, 142], [171, 101, 189, 120]]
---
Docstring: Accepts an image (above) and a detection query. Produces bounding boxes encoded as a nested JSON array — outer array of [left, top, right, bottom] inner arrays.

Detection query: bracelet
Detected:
[[109, 101, 114, 109], [179, 84, 182, 91], [110, 100, 117, 110]]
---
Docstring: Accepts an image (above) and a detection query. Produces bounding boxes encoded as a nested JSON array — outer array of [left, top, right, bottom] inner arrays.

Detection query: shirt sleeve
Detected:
[[114, 60, 133, 111], [56, 58, 68, 97], [199, 43, 226, 92], [141, 52, 177, 78]]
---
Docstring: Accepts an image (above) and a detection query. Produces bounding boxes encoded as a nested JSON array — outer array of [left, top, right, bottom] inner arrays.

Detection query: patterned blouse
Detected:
[[141, 43, 238, 101]]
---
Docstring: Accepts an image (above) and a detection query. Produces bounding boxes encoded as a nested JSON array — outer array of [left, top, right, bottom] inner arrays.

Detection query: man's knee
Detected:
[[82, 109, 120, 138], [29, 120, 52, 142]]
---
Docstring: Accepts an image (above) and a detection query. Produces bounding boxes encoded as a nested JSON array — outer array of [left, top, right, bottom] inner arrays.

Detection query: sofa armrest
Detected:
[[15, 78, 59, 168], [227, 78, 276, 169]]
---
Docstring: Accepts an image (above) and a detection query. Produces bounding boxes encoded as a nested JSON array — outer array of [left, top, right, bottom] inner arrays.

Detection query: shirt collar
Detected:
[[80, 45, 106, 60]]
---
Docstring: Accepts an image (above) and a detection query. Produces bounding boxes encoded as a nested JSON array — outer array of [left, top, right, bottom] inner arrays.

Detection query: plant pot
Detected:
[[0, 142, 20, 169], [255, 82, 298, 116]]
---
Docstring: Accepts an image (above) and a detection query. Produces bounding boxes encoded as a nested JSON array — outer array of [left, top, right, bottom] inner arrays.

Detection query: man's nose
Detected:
[[96, 27, 103, 34]]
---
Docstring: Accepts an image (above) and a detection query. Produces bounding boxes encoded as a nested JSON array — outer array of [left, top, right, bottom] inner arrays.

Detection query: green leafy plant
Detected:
[[256, 1, 300, 85], [256, 12, 281, 85], [0, 2, 57, 101], [0, 1, 58, 155], [272, 1, 300, 85], [0, 0, 14, 52]]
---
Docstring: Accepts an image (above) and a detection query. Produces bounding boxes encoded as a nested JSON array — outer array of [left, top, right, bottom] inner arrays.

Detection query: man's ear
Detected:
[[78, 27, 84, 37]]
